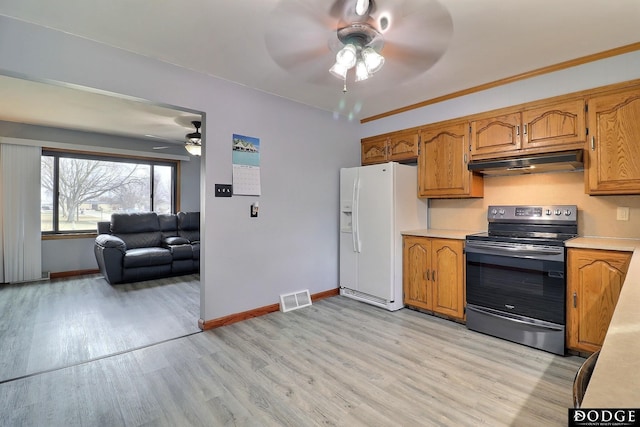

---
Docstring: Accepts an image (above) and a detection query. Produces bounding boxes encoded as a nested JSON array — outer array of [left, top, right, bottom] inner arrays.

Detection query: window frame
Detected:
[[41, 148, 178, 236]]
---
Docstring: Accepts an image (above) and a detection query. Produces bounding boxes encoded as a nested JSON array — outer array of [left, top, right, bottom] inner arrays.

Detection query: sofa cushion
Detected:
[[178, 211, 200, 243], [123, 247, 172, 268], [158, 214, 178, 238], [117, 232, 163, 250], [111, 212, 160, 234]]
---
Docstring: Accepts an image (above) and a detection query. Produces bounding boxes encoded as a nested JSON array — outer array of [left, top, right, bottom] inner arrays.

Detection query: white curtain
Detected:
[[0, 143, 42, 283]]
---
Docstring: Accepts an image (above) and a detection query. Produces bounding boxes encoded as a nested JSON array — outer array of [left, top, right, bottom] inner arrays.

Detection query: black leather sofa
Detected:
[[94, 211, 200, 284]]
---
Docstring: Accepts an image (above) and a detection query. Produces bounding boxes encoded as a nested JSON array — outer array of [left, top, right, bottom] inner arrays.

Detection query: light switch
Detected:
[[215, 184, 233, 197]]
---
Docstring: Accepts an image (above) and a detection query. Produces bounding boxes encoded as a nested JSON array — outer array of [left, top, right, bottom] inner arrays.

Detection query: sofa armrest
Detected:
[[95, 234, 127, 251], [94, 235, 127, 284], [163, 236, 190, 246]]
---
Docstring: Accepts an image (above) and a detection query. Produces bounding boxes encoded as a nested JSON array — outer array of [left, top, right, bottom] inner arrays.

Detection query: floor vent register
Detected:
[[279, 290, 312, 313]]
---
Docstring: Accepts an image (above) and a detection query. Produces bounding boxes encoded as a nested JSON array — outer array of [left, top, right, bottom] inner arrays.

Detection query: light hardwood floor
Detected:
[[0, 273, 200, 383], [0, 296, 583, 426]]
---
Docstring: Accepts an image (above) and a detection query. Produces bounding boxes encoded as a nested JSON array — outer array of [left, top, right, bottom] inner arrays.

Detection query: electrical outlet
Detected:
[[617, 207, 630, 221], [215, 184, 233, 197]]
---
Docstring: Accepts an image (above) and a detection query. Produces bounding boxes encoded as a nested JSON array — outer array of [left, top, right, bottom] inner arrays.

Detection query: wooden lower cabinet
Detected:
[[567, 248, 632, 353], [403, 236, 465, 320]]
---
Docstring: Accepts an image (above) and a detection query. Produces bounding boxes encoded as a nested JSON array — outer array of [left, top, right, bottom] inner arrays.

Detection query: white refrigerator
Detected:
[[339, 162, 427, 311]]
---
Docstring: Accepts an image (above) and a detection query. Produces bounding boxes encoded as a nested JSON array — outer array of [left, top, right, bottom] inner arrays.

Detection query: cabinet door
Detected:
[[403, 236, 431, 311], [388, 130, 419, 162], [567, 249, 631, 353], [586, 88, 640, 194], [522, 99, 586, 150], [431, 239, 465, 320], [361, 136, 388, 165], [470, 112, 522, 158], [418, 122, 482, 198]]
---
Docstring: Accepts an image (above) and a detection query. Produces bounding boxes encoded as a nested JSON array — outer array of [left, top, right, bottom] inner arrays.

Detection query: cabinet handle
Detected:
[[524, 124, 528, 135], [432, 270, 436, 282], [573, 291, 577, 308], [464, 153, 468, 164], [516, 125, 520, 136], [424, 270, 430, 281], [591, 136, 595, 151]]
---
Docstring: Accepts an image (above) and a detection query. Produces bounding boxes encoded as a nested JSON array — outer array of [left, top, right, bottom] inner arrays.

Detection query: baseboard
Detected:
[[50, 269, 100, 279], [198, 288, 339, 331]]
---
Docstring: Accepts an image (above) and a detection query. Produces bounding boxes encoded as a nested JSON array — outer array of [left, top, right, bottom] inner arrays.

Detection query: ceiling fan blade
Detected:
[[265, 0, 340, 79], [375, 0, 452, 79]]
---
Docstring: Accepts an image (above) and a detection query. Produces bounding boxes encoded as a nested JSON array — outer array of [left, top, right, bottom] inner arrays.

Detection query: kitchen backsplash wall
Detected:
[[429, 171, 640, 238]]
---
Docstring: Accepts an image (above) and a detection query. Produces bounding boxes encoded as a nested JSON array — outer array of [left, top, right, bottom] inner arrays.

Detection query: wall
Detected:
[[360, 50, 640, 138], [0, 17, 361, 321], [359, 49, 640, 238], [429, 171, 640, 238]]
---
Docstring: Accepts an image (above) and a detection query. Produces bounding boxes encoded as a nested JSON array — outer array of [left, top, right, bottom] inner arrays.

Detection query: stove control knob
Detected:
[[499, 209, 505, 215], [565, 209, 573, 216], [546, 209, 552, 216], [491, 209, 498, 215], [554, 209, 562, 216]]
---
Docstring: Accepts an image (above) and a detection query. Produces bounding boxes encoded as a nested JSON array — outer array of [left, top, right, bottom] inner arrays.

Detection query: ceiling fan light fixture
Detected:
[[354, 60, 371, 82], [185, 120, 202, 156], [355, 0, 370, 16], [362, 47, 385, 74], [185, 143, 201, 156], [335, 44, 357, 68], [329, 62, 349, 79]]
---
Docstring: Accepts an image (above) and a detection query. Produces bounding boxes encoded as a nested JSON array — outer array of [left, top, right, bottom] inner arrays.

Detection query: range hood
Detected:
[[468, 150, 584, 176]]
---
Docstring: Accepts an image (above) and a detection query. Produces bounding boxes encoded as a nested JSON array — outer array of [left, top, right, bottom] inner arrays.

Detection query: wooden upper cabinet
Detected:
[[418, 121, 483, 198], [361, 135, 389, 165], [470, 112, 522, 158], [388, 130, 419, 162], [470, 98, 586, 160], [567, 248, 631, 353], [586, 87, 640, 194], [522, 99, 586, 150], [361, 129, 419, 165]]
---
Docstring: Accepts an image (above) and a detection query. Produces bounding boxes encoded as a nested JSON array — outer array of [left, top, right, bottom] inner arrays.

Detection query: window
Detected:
[[41, 150, 177, 234]]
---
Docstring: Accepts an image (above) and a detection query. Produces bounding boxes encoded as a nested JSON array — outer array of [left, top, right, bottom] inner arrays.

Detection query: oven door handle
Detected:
[[466, 304, 564, 331]]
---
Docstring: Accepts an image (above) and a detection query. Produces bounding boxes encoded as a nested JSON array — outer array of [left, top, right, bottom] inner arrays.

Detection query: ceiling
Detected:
[[1, 0, 640, 142]]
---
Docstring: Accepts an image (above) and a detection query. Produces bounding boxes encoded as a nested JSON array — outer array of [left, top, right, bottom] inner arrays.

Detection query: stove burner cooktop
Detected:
[[467, 204, 578, 246]]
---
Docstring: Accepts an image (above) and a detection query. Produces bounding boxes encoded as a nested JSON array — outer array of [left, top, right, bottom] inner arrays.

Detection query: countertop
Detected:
[[566, 236, 640, 252], [571, 238, 640, 408], [401, 229, 484, 240]]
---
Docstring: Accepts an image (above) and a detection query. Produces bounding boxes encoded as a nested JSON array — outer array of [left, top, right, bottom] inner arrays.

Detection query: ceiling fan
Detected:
[[145, 118, 202, 155], [265, 0, 453, 91]]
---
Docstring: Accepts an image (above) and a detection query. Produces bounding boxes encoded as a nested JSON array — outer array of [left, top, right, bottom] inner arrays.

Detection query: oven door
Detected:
[[465, 241, 566, 324]]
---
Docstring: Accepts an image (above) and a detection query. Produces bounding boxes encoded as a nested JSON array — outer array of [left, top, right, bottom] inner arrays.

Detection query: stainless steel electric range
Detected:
[[465, 205, 578, 355]]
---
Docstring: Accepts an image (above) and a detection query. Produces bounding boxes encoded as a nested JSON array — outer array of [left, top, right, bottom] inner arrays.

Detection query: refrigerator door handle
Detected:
[[353, 176, 362, 253]]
